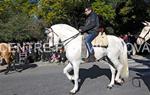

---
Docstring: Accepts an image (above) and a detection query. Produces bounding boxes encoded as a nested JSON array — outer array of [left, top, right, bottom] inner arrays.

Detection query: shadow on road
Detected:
[[130, 55, 150, 93], [131, 57, 150, 67], [130, 68, 150, 93], [0, 63, 38, 74], [78, 64, 111, 91], [16, 63, 38, 70]]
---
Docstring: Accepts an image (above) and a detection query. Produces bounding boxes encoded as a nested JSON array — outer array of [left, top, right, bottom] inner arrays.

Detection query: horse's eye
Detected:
[[45, 30, 48, 34], [144, 29, 147, 31], [143, 28, 147, 31]]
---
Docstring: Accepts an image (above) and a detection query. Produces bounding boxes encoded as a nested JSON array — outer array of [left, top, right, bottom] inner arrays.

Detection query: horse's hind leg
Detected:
[[108, 56, 123, 86], [4, 58, 13, 74], [107, 64, 116, 88], [115, 61, 124, 84], [1, 58, 10, 75], [63, 63, 73, 80]]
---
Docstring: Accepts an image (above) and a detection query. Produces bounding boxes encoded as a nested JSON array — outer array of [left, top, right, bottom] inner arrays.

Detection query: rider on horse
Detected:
[[79, 6, 100, 62]]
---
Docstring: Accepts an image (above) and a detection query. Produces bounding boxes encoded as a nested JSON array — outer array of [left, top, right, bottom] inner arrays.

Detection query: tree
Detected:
[[92, 0, 116, 34], [0, 0, 44, 42], [115, 0, 150, 35], [0, 0, 149, 42]]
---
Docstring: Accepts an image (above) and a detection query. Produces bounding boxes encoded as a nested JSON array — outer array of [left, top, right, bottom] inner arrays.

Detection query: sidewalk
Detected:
[[0, 55, 149, 70]]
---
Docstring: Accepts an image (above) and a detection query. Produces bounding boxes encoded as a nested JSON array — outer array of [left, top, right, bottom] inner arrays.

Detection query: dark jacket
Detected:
[[80, 12, 100, 34]]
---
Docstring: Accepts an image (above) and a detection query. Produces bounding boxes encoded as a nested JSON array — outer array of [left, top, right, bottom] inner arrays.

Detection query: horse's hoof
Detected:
[[70, 89, 77, 95], [15, 68, 23, 72], [69, 92, 75, 95], [4, 72, 8, 75], [115, 79, 124, 86], [107, 86, 112, 89], [115, 81, 123, 86], [17, 70, 22, 73]]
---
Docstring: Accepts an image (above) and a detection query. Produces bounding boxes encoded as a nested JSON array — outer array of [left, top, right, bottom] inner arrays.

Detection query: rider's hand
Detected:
[[79, 29, 82, 32], [79, 29, 84, 35]]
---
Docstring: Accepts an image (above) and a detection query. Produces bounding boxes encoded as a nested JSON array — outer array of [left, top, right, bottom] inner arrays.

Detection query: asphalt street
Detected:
[[0, 55, 150, 95]]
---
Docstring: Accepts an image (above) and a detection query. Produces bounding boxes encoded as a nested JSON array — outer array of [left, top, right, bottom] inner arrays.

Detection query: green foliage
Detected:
[[0, 12, 44, 42], [92, 0, 115, 34], [115, 0, 149, 34], [92, 0, 115, 21], [35, 0, 68, 25], [0, 0, 150, 42]]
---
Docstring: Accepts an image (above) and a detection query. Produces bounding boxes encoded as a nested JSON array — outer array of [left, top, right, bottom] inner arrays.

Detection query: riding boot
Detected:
[[83, 54, 96, 63]]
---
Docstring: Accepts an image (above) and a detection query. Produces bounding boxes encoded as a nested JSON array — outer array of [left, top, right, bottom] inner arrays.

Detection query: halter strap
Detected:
[[46, 27, 59, 37], [45, 28, 59, 47], [47, 27, 80, 46], [138, 36, 145, 40], [138, 28, 150, 41]]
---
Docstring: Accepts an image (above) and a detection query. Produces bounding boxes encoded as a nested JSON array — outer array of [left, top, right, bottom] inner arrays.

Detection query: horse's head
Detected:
[[137, 21, 150, 45], [45, 28, 60, 47]]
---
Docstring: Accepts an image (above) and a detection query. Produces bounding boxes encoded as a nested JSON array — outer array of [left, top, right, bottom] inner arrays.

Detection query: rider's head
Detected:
[[84, 6, 93, 16]]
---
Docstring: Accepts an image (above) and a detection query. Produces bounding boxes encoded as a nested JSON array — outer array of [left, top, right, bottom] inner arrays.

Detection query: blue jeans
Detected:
[[84, 32, 98, 55]]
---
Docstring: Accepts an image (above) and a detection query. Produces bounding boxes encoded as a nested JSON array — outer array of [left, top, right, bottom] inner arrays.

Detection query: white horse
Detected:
[[137, 21, 150, 45], [45, 24, 129, 94]]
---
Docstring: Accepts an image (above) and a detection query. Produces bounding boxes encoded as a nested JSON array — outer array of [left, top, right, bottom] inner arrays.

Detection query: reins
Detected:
[[61, 33, 80, 46]]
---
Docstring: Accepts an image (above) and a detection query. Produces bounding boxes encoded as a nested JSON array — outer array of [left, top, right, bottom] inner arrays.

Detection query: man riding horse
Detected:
[[79, 6, 100, 62]]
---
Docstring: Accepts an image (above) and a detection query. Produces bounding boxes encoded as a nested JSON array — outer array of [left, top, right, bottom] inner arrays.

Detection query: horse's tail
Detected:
[[120, 40, 129, 78]]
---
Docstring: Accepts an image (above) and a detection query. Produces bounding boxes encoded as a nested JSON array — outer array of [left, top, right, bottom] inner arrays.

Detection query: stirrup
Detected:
[[83, 57, 95, 63], [87, 58, 95, 62]]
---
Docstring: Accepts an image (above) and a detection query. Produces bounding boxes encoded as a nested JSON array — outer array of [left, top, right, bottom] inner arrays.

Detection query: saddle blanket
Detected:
[[81, 32, 108, 58], [92, 32, 108, 47]]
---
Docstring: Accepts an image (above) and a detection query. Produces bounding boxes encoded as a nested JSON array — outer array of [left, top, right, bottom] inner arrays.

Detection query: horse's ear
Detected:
[[142, 21, 148, 26], [45, 28, 49, 30], [143, 21, 150, 26], [145, 21, 150, 26], [44, 28, 50, 34]]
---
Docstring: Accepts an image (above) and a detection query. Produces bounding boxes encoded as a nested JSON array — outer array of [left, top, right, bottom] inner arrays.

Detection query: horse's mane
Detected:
[[51, 24, 79, 35]]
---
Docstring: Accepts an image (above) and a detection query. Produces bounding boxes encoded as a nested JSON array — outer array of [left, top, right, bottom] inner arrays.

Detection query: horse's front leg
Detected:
[[5, 63, 11, 75], [70, 62, 80, 94], [63, 63, 74, 80]]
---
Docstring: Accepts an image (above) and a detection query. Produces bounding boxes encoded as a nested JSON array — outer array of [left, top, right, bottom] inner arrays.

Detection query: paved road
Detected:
[[0, 55, 150, 95]]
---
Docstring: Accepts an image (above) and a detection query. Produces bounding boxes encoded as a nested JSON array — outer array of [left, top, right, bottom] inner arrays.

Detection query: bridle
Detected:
[[45, 28, 59, 47], [138, 28, 150, 41], [45, 28, 80, 47]]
